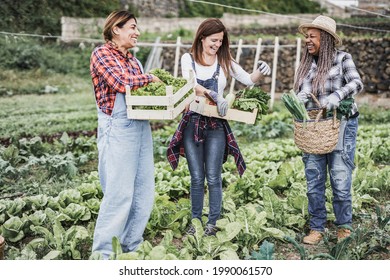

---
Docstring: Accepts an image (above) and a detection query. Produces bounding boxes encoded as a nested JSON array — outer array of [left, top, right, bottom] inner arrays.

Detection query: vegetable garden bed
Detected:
[[0, 76, 389, 260]]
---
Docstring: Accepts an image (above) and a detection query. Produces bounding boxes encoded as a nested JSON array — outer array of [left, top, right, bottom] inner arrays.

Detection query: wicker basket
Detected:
[[294, 94, 340, 154]]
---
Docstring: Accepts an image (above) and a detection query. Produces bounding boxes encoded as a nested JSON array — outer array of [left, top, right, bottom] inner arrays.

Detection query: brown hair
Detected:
[[191, 18, 233, 78], [102, 10, 137, 42], [294, 30, 336, 95]]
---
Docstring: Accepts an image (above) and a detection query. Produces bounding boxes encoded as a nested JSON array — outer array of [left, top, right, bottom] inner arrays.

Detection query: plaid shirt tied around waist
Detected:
[[167, 111, 246, 176]]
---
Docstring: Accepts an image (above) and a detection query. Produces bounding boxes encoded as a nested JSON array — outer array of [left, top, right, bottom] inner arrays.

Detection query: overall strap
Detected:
[[190, 53, 197, 74]]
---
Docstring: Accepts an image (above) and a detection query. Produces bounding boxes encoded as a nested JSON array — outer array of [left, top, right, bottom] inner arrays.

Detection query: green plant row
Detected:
[[1, 132, 389, 259]]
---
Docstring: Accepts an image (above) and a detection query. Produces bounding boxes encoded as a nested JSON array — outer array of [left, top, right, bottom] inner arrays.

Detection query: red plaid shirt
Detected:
[[167, 112, 246, 176], [90, 42, 153, 115]]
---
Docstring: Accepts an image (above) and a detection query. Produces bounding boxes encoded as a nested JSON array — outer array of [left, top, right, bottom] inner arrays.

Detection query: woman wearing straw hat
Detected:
[[294, 15, 363, 245]]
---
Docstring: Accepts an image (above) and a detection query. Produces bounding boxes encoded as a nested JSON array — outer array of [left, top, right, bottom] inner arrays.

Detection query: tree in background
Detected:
[[0, 0, 120, 35], [178, 0, 323, 17], [0, 0, 324, 35]]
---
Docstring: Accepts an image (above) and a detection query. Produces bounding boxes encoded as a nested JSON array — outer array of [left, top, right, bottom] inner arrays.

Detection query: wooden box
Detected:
[[125, 71, 195, 120], [189, 96, 258, 124]]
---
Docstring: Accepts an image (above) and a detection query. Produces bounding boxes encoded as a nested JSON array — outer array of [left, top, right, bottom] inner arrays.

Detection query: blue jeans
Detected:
[[183, 115, 226, 225], [92, 93, 155, 259], [302, 117, 358, 231]]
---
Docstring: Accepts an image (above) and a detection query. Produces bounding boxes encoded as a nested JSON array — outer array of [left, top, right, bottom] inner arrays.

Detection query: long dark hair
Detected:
[[294, 30, 336, 95], [191, 18, 233, 78]]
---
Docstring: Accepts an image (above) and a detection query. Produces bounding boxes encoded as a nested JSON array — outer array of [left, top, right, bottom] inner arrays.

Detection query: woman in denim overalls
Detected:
[[167, 18, 271, 236], [295, 16, 363, 245], [90, 11, 161, 259]]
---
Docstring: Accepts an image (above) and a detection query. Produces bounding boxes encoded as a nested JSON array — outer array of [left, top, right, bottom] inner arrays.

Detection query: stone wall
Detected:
[[60, 15, 389, 94], [61, 14, 321, 41], [160, 38, 389, 94]]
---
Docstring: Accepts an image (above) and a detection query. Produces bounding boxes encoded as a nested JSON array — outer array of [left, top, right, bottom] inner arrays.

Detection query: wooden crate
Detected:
[[189, 96, 258, 124], [125, 71, 195, 120]]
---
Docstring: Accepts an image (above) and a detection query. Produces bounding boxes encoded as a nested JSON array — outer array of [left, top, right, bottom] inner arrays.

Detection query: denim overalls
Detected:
[[183, 56, 226, 226], [92, 83, 155, 258], [303, 114, 358, 231]]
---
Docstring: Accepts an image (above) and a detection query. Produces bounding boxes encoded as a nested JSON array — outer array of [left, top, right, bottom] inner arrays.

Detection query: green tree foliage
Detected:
[[178, 0, 323, 17], [1, 0, 324, 35], [0, 0, 120, 35], [262, 0, 324, 13]]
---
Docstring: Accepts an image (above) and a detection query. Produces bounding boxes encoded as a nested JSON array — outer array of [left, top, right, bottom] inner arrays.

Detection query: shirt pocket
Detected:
[[328, 65, 343, 91]]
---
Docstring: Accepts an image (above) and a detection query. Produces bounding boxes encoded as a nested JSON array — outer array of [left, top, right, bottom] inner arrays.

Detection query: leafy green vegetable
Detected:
[[27, 210, 47, 226], [24, 194, 48, 211], [250, 240, 275, 260], [184, 218, 241, 260], [131, 69, 189, 110], [6, 198, 26, 217], [2, 216, 26, 242], [281, 90, 309, 121], [327, 97, 354, 119], [58, 203, 91, 223], [233, 87, 271, 121]]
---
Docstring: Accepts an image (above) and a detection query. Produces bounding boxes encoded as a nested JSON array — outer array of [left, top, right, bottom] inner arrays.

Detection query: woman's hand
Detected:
[[257, 60, 271, 75], [325, 94, 340, 110], [297, 91, 310, 105], [150, 74, 162, 83], [195, 86, 207, 96]]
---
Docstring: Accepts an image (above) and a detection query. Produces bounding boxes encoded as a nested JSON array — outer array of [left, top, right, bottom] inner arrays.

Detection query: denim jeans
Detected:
[[92, 93, 155, 259], [302, 117, 358, 231], [183, 115, 226, 225]]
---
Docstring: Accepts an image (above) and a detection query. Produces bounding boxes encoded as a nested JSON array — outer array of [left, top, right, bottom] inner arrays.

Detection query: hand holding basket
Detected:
[[294, 93, 340, 154]]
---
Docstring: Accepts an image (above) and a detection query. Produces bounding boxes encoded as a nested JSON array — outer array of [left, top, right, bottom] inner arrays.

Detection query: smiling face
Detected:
[[304, 28, 321, 56], [113, 18, 140, 50], [201, 31, 224, 57]]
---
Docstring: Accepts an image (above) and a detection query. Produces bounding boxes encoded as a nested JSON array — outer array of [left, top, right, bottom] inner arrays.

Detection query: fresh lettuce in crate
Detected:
[[232, 87, 271, 121], [132, 69, 187, 97]]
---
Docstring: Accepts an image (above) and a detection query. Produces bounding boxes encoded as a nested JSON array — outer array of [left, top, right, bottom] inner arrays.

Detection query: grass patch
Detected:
[[0, 73, 96, 140]]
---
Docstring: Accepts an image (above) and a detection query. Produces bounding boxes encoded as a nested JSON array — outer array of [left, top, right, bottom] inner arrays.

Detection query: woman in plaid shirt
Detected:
[[294, 15, 363, 245], [90, 10, 161, 259]]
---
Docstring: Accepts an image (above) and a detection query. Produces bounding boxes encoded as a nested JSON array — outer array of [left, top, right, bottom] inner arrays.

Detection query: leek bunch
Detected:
[[281, 90, 309, 121]]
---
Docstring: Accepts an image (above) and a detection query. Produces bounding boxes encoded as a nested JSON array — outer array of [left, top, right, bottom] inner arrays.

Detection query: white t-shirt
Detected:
[[181, 53, 255, 95]]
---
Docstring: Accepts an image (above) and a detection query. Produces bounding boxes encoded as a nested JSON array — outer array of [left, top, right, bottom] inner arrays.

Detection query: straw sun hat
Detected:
[[298, 15, 342, 46]]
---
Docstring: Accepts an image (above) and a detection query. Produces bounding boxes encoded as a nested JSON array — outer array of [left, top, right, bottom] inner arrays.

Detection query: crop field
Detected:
[[0, 72, 389, 260]]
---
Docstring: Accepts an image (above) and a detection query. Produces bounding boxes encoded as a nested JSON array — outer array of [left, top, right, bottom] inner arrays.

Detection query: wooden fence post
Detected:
[[173, 37, 181, 78], [229, 38, 243, 95], [270, 36, 279, 110], [252, 38, 263, 72], [295, 37, 301, 73]]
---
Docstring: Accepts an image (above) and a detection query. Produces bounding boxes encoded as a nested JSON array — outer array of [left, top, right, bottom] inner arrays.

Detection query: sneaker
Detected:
[[204, 224, 218, 236], [337, 228, 351, 242], [185, 225, 196, 236], [303, 230, 323, 245]]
